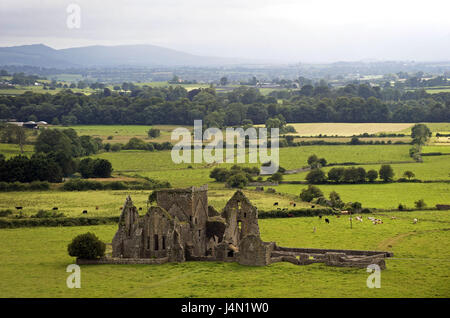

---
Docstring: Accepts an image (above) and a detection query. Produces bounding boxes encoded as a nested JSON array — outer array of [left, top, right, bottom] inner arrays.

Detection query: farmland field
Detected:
[[0, 188, 309, 218], [0, 122, 449, 299], [0, 210, 448, 297], [284, 123, 414, 136], [274, 183, 450, 210]]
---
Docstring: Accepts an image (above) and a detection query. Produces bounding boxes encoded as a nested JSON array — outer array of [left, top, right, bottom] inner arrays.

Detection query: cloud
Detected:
[[0, 0, 449, 62]]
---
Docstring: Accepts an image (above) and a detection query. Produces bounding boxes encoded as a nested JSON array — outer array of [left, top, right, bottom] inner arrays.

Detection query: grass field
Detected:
[[64, 124, 190, 144], [284, 123, 415, 136], [274, 183, 450, 210], [1, 122, 449, 298], [0, 189, 308, 218], [0, 143, 34, 159], [0, 210, 448, 297]]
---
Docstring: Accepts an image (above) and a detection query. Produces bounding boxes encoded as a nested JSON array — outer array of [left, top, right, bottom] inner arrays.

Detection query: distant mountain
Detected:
[[0, 44, 255, 68]]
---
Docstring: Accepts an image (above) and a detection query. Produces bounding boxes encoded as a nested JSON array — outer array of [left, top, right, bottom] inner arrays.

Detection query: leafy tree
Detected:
[[226, 172, 249, 188], [328, 167, 345, 183], [414, 199, 426, 209], [220, 76, 228, 86], [403, 171, 415, 180], [329, 191, 344, 208], [210, 167, 231, 182], [367, 169, 378, 182], [147, 128, 161, 138], [379, 164, 394, 182], [411, 124, 431, 145], [68, 232, 106, 259], [268, 172, 283, 182], [300, 185, 323, 202], [306, 169, 327, 184]]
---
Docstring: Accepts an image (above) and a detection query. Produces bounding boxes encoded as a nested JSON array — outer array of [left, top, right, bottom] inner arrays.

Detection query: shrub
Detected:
[[268, 172, 283, 182], [111, 143, 122, 152], [300, 185, 323, 202], [0, 209, 13, 217], [147, 128, 161, 138], [67, 232, 106, 259], [414, 199, 426, 209], [226, 173, 249, 188], [33, 209, 65, 218]]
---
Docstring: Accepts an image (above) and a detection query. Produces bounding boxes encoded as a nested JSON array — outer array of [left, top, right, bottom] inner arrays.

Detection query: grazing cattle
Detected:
[[282, 208, 287, 211], [391, 216, 397, 220], [95, 206, 99, 210], [15, 207, 23, 210], [325, 218, 330, 224], [341, 210, 349, 215], [119, 206, 123, 210], [52, 207, 58, 210], [139, 207, 142, 211], [273, 202, 279, 206], [356, 216, 363, 222], [413, 218, 418, 224], [277, 208, 281, 210], [289, 201, 294, 206], [293, 203, 296, 207], [318, 215, 322, 219], [311, 205, 315, 208], [336, 215, 340, 218], [82, 210, 88, 214]]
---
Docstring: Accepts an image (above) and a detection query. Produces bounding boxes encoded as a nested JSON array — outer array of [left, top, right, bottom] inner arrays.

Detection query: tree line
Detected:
[[0, 84, 449, 126]]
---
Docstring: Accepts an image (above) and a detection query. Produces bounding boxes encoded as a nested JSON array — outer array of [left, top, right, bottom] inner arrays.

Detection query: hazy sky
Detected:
[[1, 0, 449, 63]]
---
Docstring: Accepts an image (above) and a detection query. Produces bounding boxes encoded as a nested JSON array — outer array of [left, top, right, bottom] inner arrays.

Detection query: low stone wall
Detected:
[[274, 245, 393, 258], [76, 257, 169, 265], [270, 252, 387, 269]]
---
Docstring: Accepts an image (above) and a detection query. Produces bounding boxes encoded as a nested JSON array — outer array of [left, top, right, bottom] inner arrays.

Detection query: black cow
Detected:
[[139, 207, 142, 211], [293, 203, 296, 207], [15, 207, 22, 210], [319, 215, 322, 219], [325, 218, 330, 224], [82, 210, 88, 214], [52, 207, 58, 210], [273, 202, 279, 206]]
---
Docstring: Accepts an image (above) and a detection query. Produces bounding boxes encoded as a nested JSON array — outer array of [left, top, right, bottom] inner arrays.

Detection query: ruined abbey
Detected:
[[78, 185, 392, 268]]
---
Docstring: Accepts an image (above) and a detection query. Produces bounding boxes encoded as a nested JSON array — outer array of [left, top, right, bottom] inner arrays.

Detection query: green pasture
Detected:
[[274, 182, 450, 210], [0, 210, 448, 297], [0, 189, 306, 218]]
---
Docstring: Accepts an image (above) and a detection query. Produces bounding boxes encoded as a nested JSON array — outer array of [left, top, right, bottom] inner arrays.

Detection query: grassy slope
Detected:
[[0, 210, 448, 297]]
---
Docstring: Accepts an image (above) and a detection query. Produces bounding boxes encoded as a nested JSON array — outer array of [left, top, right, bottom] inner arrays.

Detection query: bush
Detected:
[[33, 209, 65, 218], [111, 143, 122, 152], [300, 185, 323, 202], [68, 232, 106, 259], [63, 179, 104, 191], [414, 199, 426, 209], [226, 173, 249, 188], [0, 209, 13, 217]]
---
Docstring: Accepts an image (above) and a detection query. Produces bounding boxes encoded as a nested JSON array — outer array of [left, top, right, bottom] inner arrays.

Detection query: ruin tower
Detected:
[[154, 185, 209, 257]]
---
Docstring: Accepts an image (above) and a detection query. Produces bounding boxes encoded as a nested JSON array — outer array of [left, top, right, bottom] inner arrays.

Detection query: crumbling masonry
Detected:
[[81, 185, 392, 268]]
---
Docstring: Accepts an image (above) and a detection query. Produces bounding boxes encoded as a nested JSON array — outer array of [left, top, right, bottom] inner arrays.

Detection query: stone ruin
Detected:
[[78, 185, 392, 269]]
